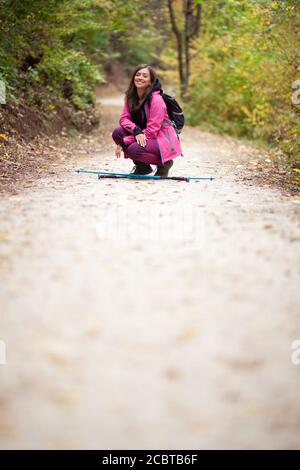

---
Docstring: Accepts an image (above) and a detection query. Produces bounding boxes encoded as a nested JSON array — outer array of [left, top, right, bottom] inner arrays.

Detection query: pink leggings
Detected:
[[112, 127, 162, 165]]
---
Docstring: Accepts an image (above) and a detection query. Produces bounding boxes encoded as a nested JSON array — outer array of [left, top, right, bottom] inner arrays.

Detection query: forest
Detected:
[[1, 1, 300, 452], [0, 0, 299, 188]]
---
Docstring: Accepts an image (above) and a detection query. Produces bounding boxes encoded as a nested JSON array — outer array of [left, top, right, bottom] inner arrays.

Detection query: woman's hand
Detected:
[[115, 145, 122, 158], [135, 133, 147, 147]]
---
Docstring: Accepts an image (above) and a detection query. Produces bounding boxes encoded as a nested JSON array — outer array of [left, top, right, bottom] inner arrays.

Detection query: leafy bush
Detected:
[[39, 47, 103, 108], [186, 0, 300, 165]]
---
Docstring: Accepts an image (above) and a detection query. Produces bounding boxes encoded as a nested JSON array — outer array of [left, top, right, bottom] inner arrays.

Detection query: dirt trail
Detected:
[[1, 87, 300, 450]]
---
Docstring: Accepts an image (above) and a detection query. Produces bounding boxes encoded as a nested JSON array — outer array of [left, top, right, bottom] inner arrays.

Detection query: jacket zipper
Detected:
[[145, 103, 173, 161], [164, 129, 175, 151]]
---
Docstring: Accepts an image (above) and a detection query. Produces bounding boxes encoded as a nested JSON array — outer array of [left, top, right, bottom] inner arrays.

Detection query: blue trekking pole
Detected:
[[74, 168, 214, 182]]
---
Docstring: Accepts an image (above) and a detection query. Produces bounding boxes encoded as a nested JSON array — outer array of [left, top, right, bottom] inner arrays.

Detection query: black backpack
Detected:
[[148, 92, 185, 134], [162, 93, 185, 134]]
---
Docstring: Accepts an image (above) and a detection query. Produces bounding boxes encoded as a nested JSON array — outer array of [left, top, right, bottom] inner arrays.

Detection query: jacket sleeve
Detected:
[[143, 95, 166, 140], [119, 100, 137, 134]]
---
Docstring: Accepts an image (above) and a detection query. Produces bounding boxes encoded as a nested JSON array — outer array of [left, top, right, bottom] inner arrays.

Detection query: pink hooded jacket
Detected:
[[119, 90, 183, 164]]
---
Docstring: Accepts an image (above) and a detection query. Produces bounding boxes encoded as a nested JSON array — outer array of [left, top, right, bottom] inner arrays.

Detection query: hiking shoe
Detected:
[[131, 162, 153, 175], [154, 159, 173, 177]]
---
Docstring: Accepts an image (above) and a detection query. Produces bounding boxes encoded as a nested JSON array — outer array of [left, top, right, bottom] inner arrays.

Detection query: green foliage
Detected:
[[186, 0, 300, 165], [0, 0, 104, 108], [106, 0, 168, 70], [120, 29, 162, 66], [39, 47, 102, 108], [0, 0, 156, 110]]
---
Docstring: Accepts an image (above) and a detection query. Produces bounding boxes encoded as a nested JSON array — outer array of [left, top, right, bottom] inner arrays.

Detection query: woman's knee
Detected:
[[126, 143, 142, 158], [112, 126, 124, 143]]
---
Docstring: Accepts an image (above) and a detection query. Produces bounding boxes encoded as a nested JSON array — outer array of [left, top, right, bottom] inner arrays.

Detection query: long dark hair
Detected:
[[125, 64, 158, 114]]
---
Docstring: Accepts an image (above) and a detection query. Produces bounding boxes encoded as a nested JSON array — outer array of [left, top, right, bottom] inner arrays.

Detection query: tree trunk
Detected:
[[167, 0, 184, 96], [167, 0, 202, 100]]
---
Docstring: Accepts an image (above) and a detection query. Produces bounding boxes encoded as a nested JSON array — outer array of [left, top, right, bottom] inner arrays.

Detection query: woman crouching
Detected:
[[112, 64, 183, 177]]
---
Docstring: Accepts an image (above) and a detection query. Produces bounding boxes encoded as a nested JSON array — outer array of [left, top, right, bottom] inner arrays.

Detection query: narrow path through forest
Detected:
[[1, 86, 300, 449]]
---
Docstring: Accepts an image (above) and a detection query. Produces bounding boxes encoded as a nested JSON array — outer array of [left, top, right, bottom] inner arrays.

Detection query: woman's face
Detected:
[[134, 68, 152, 92]]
